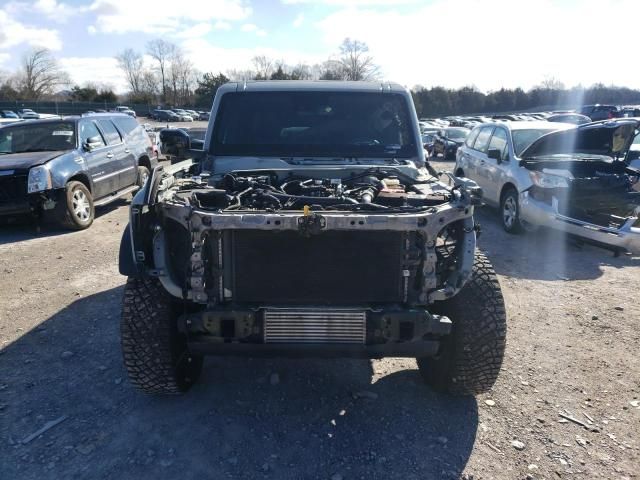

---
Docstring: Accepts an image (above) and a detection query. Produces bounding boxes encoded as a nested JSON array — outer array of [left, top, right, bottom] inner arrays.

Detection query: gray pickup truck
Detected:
[[118, 81, 507, 397], [0, 113, 155, 229]]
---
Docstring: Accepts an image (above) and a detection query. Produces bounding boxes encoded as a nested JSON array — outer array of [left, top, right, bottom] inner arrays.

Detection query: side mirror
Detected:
[[84, 136, 102, 151], [487, 148, 502, 162]]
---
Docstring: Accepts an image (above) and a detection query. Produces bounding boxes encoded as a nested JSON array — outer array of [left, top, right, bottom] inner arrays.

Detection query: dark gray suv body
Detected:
[[0, 113, 155, 229]]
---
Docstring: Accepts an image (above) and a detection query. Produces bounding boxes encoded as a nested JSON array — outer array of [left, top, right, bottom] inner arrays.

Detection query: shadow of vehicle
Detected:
[[475, 207, 640, 281], [0, 199, 129, 246], [0, 287, 478, 480]]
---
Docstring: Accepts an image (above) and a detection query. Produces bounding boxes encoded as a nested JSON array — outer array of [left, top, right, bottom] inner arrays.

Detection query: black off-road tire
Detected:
[[417, 252, 507, 396], [500, 187, 523, 234], [57, 181, 94, 230], [121, 276, 203, 394]]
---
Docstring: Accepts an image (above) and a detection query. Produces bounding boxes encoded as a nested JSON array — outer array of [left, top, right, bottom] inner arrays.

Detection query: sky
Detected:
[[0, 0, 639, 94]]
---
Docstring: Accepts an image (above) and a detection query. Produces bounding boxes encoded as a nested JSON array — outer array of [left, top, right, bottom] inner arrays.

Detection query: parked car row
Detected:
[[149, 108, 209, 122], [1, 108, 41, 120], [423, 104, 640, 161], [421, 104, 640, 135]]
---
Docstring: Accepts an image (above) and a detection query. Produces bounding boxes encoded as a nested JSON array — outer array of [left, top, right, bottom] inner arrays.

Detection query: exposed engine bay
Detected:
[[167, 169, 458, 212]]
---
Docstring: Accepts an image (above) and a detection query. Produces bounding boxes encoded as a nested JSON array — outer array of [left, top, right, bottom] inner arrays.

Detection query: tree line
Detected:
[[1, 41, 639, 114], [412, 81, 640, 117]]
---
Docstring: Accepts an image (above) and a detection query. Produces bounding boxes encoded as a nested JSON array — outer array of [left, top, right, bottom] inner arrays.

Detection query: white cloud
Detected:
[[0, 9, 63, 50], [214, 21, 232, 31], [59, 56, 127, 92], [4, 0, 76, 23], [176, 23, 212, 39], [180, 38, 325, 78], [282, 0, 421, 4], [0, 53, 10, 65], [87, 0, 251, 34], [315, 0, 640, 91], [241, 23, 267, 36], [34, 0, 76, 22], [293, 13, 304, 27]]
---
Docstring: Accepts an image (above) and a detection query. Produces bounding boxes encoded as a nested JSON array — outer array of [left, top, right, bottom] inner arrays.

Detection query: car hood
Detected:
[[0, 150, 66, 171], [520, 119, 639, 160]]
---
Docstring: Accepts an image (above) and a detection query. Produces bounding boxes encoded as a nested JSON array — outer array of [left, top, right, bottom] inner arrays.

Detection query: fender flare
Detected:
[[118, 225, 137, 276]]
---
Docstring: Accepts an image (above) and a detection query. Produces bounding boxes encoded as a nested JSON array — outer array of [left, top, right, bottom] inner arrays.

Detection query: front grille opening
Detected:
[[220, 319, 235, 338], [399, 321, 414, 341], [0, 175, 28, 204], [231, 230, 405, 304]]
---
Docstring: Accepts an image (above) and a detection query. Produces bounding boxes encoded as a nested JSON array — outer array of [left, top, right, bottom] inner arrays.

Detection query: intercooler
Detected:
[[229, 230, 406, 304], [263, 308, 366, 344]]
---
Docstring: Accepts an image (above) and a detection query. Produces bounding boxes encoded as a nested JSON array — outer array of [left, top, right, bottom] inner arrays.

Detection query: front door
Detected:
[[483, 127, 510, 205], [95, 118, 134, 192], [467, 126, 494, 201], [79, 120, 118, 199]]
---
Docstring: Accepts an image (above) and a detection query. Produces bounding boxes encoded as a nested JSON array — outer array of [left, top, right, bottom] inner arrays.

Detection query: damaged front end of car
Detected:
[[519, 119, 640, 254], [121, 160, 483, 357]]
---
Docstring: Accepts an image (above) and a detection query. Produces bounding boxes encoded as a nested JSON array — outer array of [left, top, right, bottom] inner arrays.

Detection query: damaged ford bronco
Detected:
[[118, 81, 507, 396]]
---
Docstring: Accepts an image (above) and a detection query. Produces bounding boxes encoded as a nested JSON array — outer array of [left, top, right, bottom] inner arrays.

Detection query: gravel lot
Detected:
[[0, 157, 638, 480]]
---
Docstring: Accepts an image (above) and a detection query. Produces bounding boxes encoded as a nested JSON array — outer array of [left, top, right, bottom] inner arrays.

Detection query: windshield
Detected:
[[446, 128, 470, 140], [211, 91, 417, 158], [512, 128, 558, 156], [0, 122, 76, 154]]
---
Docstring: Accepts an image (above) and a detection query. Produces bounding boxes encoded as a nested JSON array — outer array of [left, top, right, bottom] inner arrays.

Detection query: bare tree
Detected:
[[339, 38, 380, 81], [539, 77, 566, 90], [252, 55, 273, 80], [0, 69, 18, 100], [318, 59, 345, 80], [115, 48, 144, 94], [141, 69, 159, 96], [168, 47, 194, 105], [147, 39, 176, 102], [16, 48, 70, 99], [226, 68, 258, 82]]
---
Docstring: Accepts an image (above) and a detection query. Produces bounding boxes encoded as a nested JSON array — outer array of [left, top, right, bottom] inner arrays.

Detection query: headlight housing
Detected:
[[528, 171, 570, 189], [27, 166, 52, 193]]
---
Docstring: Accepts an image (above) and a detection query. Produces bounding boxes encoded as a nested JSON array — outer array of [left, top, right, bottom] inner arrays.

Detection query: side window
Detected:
[[487, 128, 509, 160], [112, 117, 139, 137], [79, 121, 106, 148], [473, 126, 494, 152], [96, 119, 122, 145], [465, 128, 480, 148]]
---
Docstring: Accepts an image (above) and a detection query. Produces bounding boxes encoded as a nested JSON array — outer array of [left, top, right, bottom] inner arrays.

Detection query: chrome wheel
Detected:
[[503, 196, 517, 229], [72, 189, 90, 222]]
